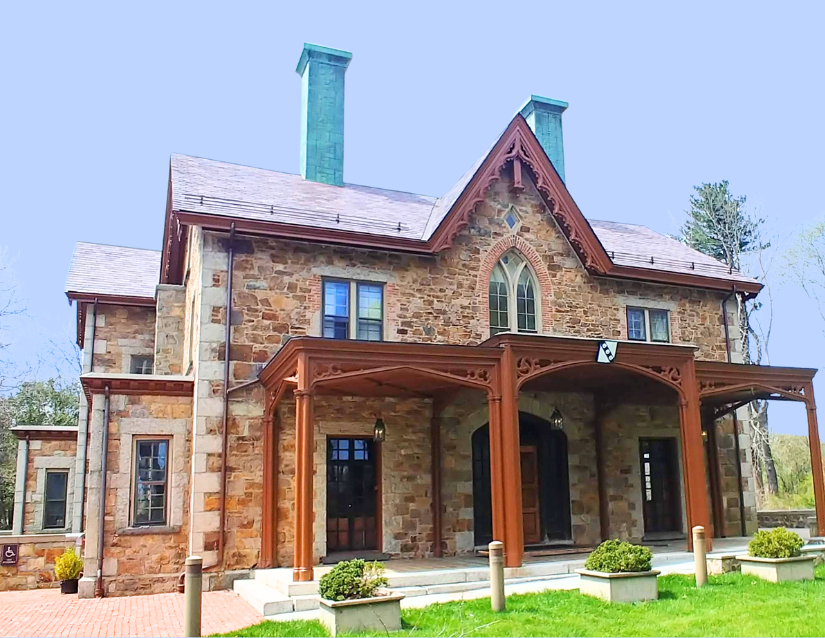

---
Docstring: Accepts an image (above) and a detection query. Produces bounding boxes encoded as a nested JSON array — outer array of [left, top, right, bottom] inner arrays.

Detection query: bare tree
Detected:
[[783, 219, 825, 333], [0, 251, 27, 394]]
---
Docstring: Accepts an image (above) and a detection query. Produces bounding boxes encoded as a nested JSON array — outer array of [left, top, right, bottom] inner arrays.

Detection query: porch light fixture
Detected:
[[373, 418, 386, 442], [550, 408, 564, 430]]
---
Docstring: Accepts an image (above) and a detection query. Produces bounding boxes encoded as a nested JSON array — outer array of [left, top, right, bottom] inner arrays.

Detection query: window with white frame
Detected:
[[627, 307, 670, 343], [489, 250, 539, 335], [322, 279, 384, 341], [133, 439, 169, 526], [130, 355, 154, 375]]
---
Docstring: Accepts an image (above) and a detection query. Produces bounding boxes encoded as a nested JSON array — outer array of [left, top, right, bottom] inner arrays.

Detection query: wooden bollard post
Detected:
[[489, 541, 505, 612], [693, 526, 707, 587], [184, 556, 203, 637]]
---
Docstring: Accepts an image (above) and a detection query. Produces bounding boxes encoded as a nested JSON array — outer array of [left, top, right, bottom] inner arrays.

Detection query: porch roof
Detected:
[[257, 335, 819, 407]]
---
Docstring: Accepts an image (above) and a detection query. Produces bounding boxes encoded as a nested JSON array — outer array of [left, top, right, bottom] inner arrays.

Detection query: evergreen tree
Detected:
[[680, 182, 779, 496]]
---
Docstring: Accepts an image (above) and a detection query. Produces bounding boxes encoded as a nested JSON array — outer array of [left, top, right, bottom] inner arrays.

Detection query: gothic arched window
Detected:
[[488, 250, 539, 335]]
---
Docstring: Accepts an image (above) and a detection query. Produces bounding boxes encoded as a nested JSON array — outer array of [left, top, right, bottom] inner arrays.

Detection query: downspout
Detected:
[[95, 385, 111, 598], [722, 287, 748, 537], [218, 223, 236, 569], [75, 300, 96, 533]]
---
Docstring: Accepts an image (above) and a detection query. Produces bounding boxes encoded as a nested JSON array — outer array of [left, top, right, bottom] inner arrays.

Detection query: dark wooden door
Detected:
[[326, 438, 378, 552], [520, 446, 541, 545], [639, 438, 681, 534]]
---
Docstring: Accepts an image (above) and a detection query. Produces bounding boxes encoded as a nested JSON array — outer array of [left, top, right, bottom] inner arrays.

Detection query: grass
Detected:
[[215, 566, 825, 637]]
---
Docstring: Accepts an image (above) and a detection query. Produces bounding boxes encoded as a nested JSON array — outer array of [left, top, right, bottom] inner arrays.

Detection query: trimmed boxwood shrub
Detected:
[[584, 540, 653, 573], [748, 527, 804, 559], [318, 559, 388, 601]]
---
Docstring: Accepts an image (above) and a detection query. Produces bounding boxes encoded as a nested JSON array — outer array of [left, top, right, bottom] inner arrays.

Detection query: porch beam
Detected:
[[680, 360, 712, 551], [805, 383, 825, 535]]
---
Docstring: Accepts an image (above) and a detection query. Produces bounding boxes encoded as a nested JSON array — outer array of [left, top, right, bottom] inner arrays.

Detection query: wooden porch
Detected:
[[255, 333, 824, 582]]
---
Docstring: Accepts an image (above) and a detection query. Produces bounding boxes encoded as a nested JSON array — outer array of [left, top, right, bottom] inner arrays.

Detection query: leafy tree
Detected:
[[0, 379, 80, 529], [679, 182, 779, 495]]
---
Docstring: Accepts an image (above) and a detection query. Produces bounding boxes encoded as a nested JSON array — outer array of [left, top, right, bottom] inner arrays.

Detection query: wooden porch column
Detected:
[[500, 346, 524, 567], [487, 394, 505, 545], [430, 399, 443, 558], [260, 392, 278, 568], [293, 354, 315, 582], [680, 360, 712, 551], [805, 383, 825, 536]]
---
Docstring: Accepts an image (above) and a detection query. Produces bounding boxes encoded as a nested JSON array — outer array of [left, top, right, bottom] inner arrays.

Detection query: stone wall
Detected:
[[80, 393, 192, 597], [22, 439, 77, 534], [205, 169, 730, 377], [154, 284, 186, 375], [92, 303, 156, 374], [714, 413, 758, 536], [757, 509, 815, 529], [0, 534, 79, 591], [599, 402, 685, 542], [273, 395, 434, 567]]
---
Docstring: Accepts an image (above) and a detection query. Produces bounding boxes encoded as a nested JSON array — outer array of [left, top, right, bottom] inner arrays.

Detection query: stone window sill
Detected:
[[117, 525, 180, 536]]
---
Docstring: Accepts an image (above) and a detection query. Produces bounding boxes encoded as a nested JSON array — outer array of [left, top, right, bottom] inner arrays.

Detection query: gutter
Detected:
[[218, 223, 236, 569], [722, 286, 748, 537], [95, 385, 111, 598]]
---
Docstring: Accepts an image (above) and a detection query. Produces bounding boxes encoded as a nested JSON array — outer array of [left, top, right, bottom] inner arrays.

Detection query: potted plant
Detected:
[[54, 548, 83, 594], [737, 527, 815, 583], [576, 540, 659, 603], [317, 559, 403, 636]]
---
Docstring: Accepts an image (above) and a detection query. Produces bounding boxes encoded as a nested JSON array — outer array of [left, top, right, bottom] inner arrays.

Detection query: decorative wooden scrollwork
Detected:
[[315, 363, 344, 380], [466, 368, 491, 383], [515, 356, 560, 380], [644, 365, 683, 387]]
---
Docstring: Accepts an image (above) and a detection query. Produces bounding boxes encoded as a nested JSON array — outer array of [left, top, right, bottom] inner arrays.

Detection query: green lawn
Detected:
[[216, 566, 825, 637]]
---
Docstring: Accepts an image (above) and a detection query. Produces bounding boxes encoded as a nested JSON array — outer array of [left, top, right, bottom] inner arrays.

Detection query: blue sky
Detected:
[[1, 1, 822, 434]]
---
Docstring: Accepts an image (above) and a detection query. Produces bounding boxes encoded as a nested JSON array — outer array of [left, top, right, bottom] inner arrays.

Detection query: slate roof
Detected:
[[589, 220, 757, 285], [66, 241, 160, 300], [170, 153, 757, 287]]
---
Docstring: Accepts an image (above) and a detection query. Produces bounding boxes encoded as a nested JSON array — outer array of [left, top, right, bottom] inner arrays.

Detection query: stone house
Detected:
[[6, 43, 824, 597]]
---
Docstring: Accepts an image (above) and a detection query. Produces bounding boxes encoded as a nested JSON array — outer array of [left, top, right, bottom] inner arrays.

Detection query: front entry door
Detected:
[[639, 438, 681, 535], [521, 445, 541, 545], [326, 438, 378, 553]]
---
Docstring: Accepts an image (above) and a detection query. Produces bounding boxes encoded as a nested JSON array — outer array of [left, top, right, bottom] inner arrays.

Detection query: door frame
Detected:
[[638, 436, 683, 537], [324, 435, 383, 555]]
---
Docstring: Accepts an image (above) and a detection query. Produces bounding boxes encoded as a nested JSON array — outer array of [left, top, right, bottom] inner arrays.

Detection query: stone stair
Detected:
[[233, 559, 588, 616]]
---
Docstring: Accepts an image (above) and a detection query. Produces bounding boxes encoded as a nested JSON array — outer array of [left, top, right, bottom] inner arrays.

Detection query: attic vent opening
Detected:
[[504, 206, 522, 231]]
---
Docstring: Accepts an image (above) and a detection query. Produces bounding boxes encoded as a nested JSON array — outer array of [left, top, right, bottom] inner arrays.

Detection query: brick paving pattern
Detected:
[[0, 589, 263, 637]]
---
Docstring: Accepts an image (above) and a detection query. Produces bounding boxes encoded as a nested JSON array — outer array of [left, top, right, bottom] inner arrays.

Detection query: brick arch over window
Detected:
[[477, 235, 553, 336]]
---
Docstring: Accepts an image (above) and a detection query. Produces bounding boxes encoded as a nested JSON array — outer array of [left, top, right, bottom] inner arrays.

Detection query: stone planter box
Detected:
[[737, 555, 816, 583], [576, 569, 660, 603], [707, 552, 740, 575], [319, 593, 404, 636]]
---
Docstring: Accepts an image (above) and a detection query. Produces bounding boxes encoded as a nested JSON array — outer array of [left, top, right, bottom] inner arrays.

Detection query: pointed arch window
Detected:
[[488, 250, 539, 335]]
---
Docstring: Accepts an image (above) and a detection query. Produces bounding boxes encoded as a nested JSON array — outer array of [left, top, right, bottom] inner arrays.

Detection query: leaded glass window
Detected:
[[488, 251, 540, 336]]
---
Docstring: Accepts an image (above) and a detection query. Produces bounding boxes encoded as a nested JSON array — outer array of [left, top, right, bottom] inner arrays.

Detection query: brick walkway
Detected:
[[0, 588, 264, 637]]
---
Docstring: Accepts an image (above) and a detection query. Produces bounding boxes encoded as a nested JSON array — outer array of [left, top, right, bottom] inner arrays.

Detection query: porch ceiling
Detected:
[[696, 360, 817, 407]]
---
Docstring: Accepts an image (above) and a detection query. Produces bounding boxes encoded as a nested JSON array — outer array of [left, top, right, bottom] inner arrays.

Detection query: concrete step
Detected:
[[233, 579, 294, 616], [254, 569, 319, 597]]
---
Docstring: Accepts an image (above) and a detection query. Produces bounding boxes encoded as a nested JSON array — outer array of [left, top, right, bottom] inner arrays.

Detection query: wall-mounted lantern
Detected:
[[373, 418, 386, 442], [550, 408, 564, 430]]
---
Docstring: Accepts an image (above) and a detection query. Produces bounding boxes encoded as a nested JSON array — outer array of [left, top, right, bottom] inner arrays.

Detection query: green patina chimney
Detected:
[[520, 95, 568, 182], [296, 43, 352, 186]]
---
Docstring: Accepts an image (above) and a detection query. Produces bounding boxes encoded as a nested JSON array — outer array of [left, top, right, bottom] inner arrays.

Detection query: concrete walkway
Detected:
[[0, 588, 263, 638]]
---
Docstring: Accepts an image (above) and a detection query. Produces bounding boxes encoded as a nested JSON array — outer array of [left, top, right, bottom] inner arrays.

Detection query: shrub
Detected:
[[584, 540, 653, 573], [318, 559, 388, 601], [748, 527, 804, 559], [54, 548, 83, 581]]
